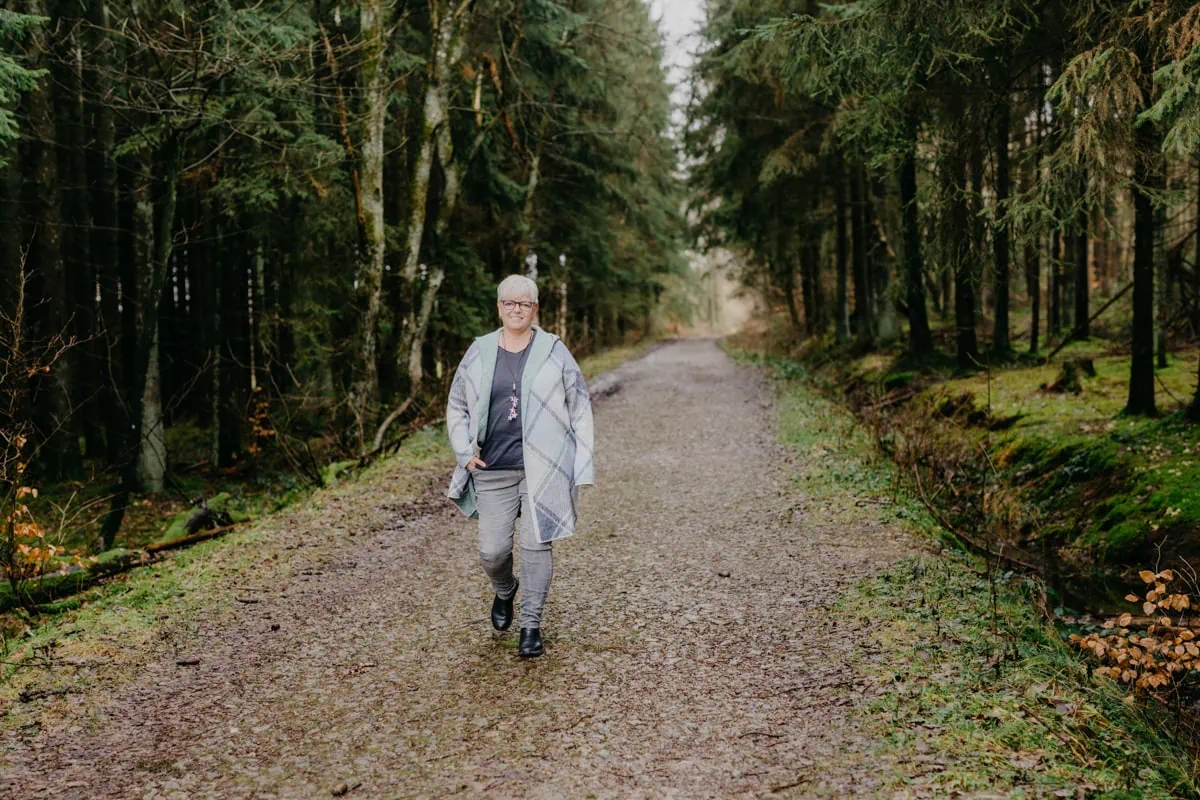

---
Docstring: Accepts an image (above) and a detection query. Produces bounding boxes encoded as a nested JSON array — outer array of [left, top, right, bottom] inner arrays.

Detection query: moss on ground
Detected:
[[844, 556, 1198, 797], [728, 319, 1200, 573], [742, 346, 1200, 797]]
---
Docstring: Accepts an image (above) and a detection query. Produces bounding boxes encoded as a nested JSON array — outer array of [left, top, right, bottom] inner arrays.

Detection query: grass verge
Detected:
[[732, 342, 1200, 798]]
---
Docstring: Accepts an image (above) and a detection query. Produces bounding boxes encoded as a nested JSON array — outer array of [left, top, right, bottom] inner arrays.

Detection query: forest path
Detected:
[[2, 339, 916, 799]]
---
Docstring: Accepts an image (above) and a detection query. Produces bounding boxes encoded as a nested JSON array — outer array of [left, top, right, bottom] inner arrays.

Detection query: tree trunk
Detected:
[[135, 323, 165, 492], [947, 148, 979, 371], [217, 231, 244, 467], [133, 163, 164, 493], [993, 96, 1011, 353], [1049, 230, 1061, 338], [87, 0, 123, 464], [868, 175, 897, 343], [26, 0, 82, 480], [1061, 224, 1075, 330], [969, 140, 986, 325], [1075, 171, 1090, 338], [799, 191, 820, 335], [1155, 186, 1169, 369], [398, 0, 479, 390], [57, 27, 104, 460], [1127, 122, 1160, 416], [835, 167, 850, 344], [100, 136, 179, 546], [345, 0, 389, 449], [900, 146, 933, 358], [850, 163, 873, 344], [1027, 99, 1042, 356], [1194, 158, 1200, 339]]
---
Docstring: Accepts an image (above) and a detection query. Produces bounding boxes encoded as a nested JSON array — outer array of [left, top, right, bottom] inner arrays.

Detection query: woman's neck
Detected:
[[500, 326, 534, 351]]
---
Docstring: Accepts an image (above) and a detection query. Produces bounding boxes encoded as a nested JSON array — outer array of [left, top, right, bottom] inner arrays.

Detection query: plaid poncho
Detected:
[[445, 326, 595, 544]]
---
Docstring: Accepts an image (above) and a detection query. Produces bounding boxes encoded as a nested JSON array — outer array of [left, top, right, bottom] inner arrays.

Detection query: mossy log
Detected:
[[1, 518, 247, 613], [0, 549, 151, 612]]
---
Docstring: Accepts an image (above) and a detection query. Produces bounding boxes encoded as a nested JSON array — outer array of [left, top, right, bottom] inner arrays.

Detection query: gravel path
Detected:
[[2, 339, 915, 799]]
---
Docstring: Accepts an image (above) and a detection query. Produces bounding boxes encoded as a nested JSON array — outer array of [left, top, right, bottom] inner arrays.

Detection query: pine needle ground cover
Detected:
[[733, 343, 1200, 797]]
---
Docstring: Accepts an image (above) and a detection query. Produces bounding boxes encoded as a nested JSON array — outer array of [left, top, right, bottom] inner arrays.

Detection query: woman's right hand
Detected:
[[467, 456, 487, 472]]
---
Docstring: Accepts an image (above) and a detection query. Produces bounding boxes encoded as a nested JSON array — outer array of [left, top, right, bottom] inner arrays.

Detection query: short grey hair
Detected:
[[497, 274, 538, 305]]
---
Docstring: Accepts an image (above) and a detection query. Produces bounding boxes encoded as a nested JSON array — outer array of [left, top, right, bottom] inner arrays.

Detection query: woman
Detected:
[[446, 274, 595, 658]]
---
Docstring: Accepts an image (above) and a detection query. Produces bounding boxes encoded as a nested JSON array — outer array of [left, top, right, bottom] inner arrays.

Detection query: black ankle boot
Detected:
[[517, 627, 543, 658], [491, 579, 518, 631]]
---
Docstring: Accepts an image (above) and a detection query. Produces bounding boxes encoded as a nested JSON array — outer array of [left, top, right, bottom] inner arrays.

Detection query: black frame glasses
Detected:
[[500, 300, 536, 312]]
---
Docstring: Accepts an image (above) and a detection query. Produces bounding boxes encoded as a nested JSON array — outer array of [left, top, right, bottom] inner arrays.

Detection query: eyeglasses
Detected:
[[500, 300, 535, 312]]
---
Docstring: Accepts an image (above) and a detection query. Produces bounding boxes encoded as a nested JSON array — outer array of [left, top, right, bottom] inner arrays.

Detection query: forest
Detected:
[[0, 0, 687, 587], [8, 3, 1200, 791], [689, 0, 1200, 597]]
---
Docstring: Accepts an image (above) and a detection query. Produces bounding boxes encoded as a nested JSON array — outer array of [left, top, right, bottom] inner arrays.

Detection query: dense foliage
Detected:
[[0, 0, 685, 547], [687, 0, 1200, 414]]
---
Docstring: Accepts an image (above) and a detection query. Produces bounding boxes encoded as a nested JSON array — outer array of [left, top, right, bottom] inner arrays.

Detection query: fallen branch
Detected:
[[911, 464, 1042, 574], [1043, 282, 1132, 363], [865, 389, 917, 411], [19, 686, 75, 703], [145, 522, 242, 554], [371, 396, 415, 452]]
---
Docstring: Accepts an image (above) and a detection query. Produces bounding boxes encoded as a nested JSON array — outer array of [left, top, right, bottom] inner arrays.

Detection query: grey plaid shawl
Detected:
[[446, 326, 595, 544]]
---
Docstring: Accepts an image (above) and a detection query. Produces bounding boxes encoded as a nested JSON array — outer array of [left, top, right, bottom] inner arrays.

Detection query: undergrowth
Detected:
[[729, 338, 1200, 797], [0, 340, 647, 730]]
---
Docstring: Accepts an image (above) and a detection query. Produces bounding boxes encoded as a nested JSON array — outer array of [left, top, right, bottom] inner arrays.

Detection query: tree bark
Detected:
[[397, 0, 480, 390], [134, 162, 165, 493], [1155, 184, 1169, 370], [217, 231, 244, 467], [947, 148, 979, 371], [100, 136, 179, 546], [969, 139, 986, 325], [834, 166, 850, 344], [57, 26, 104, 460], [867, 175, 897, 343], [86, 0, 123, 464], [1127, 121, 1160, 415], [850, 163, 873, 344], [1049, 230, 1061, 338], [799, 190, 820, 335], [1027, 99, 1042, 356], [900, 146, 933, 358], [344, 0, 390, 449], [993, 97, 1011, 353], [26, 0, 82, 480], [1074, 171, 1090, 339]]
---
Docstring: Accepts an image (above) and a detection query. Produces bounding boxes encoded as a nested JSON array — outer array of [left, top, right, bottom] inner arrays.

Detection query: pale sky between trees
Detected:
[[648, 0, 703, 129]]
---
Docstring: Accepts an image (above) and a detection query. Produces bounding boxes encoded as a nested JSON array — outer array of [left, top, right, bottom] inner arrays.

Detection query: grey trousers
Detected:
[[472, 468, 552, 629]]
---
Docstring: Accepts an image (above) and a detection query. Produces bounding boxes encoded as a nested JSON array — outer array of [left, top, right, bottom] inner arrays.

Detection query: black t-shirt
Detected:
[[479, 332, 535, 470]]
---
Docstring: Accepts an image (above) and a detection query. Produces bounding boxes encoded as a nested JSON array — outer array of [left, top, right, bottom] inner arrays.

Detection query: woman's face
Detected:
[[497, 294, 537, 333]]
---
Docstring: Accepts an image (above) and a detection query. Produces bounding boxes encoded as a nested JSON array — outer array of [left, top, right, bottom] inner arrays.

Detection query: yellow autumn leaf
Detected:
[[1118, 613, 1133, 627], [1144, 601, 1158, 615], [1140, 570, 1157, 584], [1125, 593, 1141, 603], [1159, 569, 1175, 581]]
